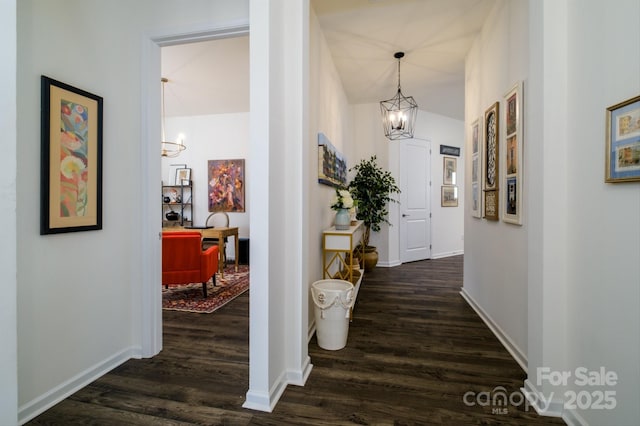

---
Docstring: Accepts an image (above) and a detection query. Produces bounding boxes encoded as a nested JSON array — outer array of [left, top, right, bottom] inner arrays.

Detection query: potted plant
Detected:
[[348, 155, 400, 271]]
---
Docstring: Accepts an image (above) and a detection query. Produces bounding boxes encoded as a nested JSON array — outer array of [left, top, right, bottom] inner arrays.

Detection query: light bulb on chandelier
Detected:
[[379, 52, 418, 140]]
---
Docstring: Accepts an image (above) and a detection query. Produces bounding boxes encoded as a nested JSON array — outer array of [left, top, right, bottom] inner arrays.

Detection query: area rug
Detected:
[[162, 264, 249, 314]]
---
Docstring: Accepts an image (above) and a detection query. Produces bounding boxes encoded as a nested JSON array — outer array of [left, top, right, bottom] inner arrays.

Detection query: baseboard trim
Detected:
[[431, 250, 464, 259], [377, 259, 401, 268], [308, 321, 316, 342], [287, 356, 313, 386], [243, 370, 288, 413], [18, 346, 136, 424], [522, 379, 565, 418], [459, 288, 527, 371]]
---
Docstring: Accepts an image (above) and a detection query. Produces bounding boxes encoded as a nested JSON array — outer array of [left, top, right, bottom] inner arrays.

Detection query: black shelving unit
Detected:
[[162, 181, 193, 227]]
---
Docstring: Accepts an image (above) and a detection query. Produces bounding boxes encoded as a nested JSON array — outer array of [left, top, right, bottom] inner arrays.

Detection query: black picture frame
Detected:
[[41, 76, 103, 234]]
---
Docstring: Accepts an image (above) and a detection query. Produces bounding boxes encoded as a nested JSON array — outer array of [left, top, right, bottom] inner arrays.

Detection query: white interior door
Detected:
[[399, 139, 431, 263]]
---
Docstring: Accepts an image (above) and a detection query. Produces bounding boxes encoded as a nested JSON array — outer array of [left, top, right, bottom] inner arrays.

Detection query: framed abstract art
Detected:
[[40, 76, 103, 234]]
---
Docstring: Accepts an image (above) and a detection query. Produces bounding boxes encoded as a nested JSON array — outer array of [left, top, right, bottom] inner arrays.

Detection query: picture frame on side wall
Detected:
[[441, 186, 458, 207], [40, 76, 103, 235], [483, 101, 499, 220], [470, 118, 482, 218], [443, 156, 457, 185], [605, 94, 640, 182], [503, 81, 524, 225]]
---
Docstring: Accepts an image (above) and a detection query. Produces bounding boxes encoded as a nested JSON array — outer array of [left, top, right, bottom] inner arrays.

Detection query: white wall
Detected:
[[462, 0, 530, 365], [562, 1, 639, 424], [162, 113, 250, 258], [0, 0, 18, 424], [307, 8, 353, 331], [16, 0, 250, 422], [465, 1, 640, 425]]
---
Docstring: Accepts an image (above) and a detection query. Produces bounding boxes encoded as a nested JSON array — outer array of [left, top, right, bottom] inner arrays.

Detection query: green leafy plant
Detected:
[[348, 155, 400, 246]]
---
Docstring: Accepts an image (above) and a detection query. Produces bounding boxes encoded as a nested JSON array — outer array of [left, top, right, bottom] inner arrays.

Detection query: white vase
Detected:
[[334, 208, 350, 230]]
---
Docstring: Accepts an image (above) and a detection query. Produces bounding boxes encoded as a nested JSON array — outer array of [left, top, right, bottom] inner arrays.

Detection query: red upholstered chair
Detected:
[[162, 231, 219, 298]]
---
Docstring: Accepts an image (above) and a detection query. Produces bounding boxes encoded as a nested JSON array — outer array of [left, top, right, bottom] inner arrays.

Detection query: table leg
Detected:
[[234, 234, 239, 272], [219, 238, 226, 278]]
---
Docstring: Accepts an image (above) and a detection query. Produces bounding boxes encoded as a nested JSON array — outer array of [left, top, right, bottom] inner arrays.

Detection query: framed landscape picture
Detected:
[[40, 76, 103, 234], [605, 94, 640, 182]]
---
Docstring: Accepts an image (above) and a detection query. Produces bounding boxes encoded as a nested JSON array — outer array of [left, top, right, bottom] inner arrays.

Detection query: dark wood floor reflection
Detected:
[[29, 256, 565, 425]]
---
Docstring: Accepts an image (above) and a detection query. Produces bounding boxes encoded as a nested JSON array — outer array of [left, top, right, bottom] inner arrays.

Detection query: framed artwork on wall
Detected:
[[441, 186, 458, 207], [443, 156, 457, 185], [208, 159, 245, 212], [40, 76, 103, 234], [175, 167, 191, 186], [470, 118, 482, 218], [605, 94, 640, 182], [503, 81, 524, 225], [317, 133, 347, 187], [483, 101, 499, 220]]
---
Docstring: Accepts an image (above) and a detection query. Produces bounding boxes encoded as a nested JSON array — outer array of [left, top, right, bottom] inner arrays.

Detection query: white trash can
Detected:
[[311, 279, 355, 350]]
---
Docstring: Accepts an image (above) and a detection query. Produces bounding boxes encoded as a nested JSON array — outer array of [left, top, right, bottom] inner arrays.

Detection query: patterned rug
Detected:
[[162, 264, 249, 314]]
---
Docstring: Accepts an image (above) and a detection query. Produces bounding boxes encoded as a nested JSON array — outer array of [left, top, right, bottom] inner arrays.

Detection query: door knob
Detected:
[[402, 214, 409, 217]]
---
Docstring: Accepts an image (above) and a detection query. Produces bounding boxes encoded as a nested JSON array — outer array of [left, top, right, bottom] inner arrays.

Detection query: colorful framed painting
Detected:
[[605, 94, 640, 182], [503, 81, 524, 225], [40, 76, 103, 234], [441, 186, 458, 207], [318, 133, 347, 187], [443, 156, 457, 185], [208, 159, 245, 212], [470, 118, 482, 218]]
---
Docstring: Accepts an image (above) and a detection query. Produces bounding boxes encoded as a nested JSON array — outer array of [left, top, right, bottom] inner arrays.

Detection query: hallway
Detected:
[[29, 256, 564, 425]]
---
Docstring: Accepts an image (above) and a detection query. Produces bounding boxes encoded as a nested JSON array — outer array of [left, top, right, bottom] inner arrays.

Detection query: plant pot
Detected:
[[361, 245, 378, 272]]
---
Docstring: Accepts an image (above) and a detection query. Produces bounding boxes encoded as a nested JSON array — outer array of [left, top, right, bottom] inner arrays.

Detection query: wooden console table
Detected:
[[164, 226, 239, 278]]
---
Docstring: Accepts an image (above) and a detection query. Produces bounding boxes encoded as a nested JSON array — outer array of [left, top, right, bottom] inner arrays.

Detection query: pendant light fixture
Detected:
[[160, 77, 186, 158], [379, 52, 418, 140]]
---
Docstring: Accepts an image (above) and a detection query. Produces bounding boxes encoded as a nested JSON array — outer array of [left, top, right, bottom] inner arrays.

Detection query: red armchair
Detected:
[[162, 231, 219, 298]]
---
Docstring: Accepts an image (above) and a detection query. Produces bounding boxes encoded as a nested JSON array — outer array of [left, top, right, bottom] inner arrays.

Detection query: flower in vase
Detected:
[[330, 188, 355, 210]]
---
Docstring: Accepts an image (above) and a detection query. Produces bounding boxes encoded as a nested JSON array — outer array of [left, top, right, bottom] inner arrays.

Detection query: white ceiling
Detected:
[[161, 0, 495, 121], [161, 36, 250, 117]]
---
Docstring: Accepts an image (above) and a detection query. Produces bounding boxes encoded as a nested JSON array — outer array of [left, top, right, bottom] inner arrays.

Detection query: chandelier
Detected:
[[379, 52, 418, 140], [160, 78, 186, 157]]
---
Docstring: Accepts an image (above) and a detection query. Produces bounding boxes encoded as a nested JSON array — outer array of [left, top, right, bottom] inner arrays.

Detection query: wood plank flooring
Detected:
[[28, 256, 565, 425]]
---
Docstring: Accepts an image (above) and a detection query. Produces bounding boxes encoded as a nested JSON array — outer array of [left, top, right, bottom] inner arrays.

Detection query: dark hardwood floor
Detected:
[[28, 256, 565, 425]]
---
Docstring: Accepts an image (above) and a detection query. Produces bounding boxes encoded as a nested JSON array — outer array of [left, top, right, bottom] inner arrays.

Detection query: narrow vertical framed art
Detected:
[[483, 102, 499, 220], [41, 76, 103, 234], [503, 81, 524, 225], [470, 118, 482, 218]]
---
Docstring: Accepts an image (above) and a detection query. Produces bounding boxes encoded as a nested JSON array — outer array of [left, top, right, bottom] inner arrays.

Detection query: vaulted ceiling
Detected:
[[161, 0, 495, 121]]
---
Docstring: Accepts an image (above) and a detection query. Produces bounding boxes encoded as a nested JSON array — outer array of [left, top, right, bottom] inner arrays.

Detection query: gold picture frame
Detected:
[[605, 94, 640, 182]]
